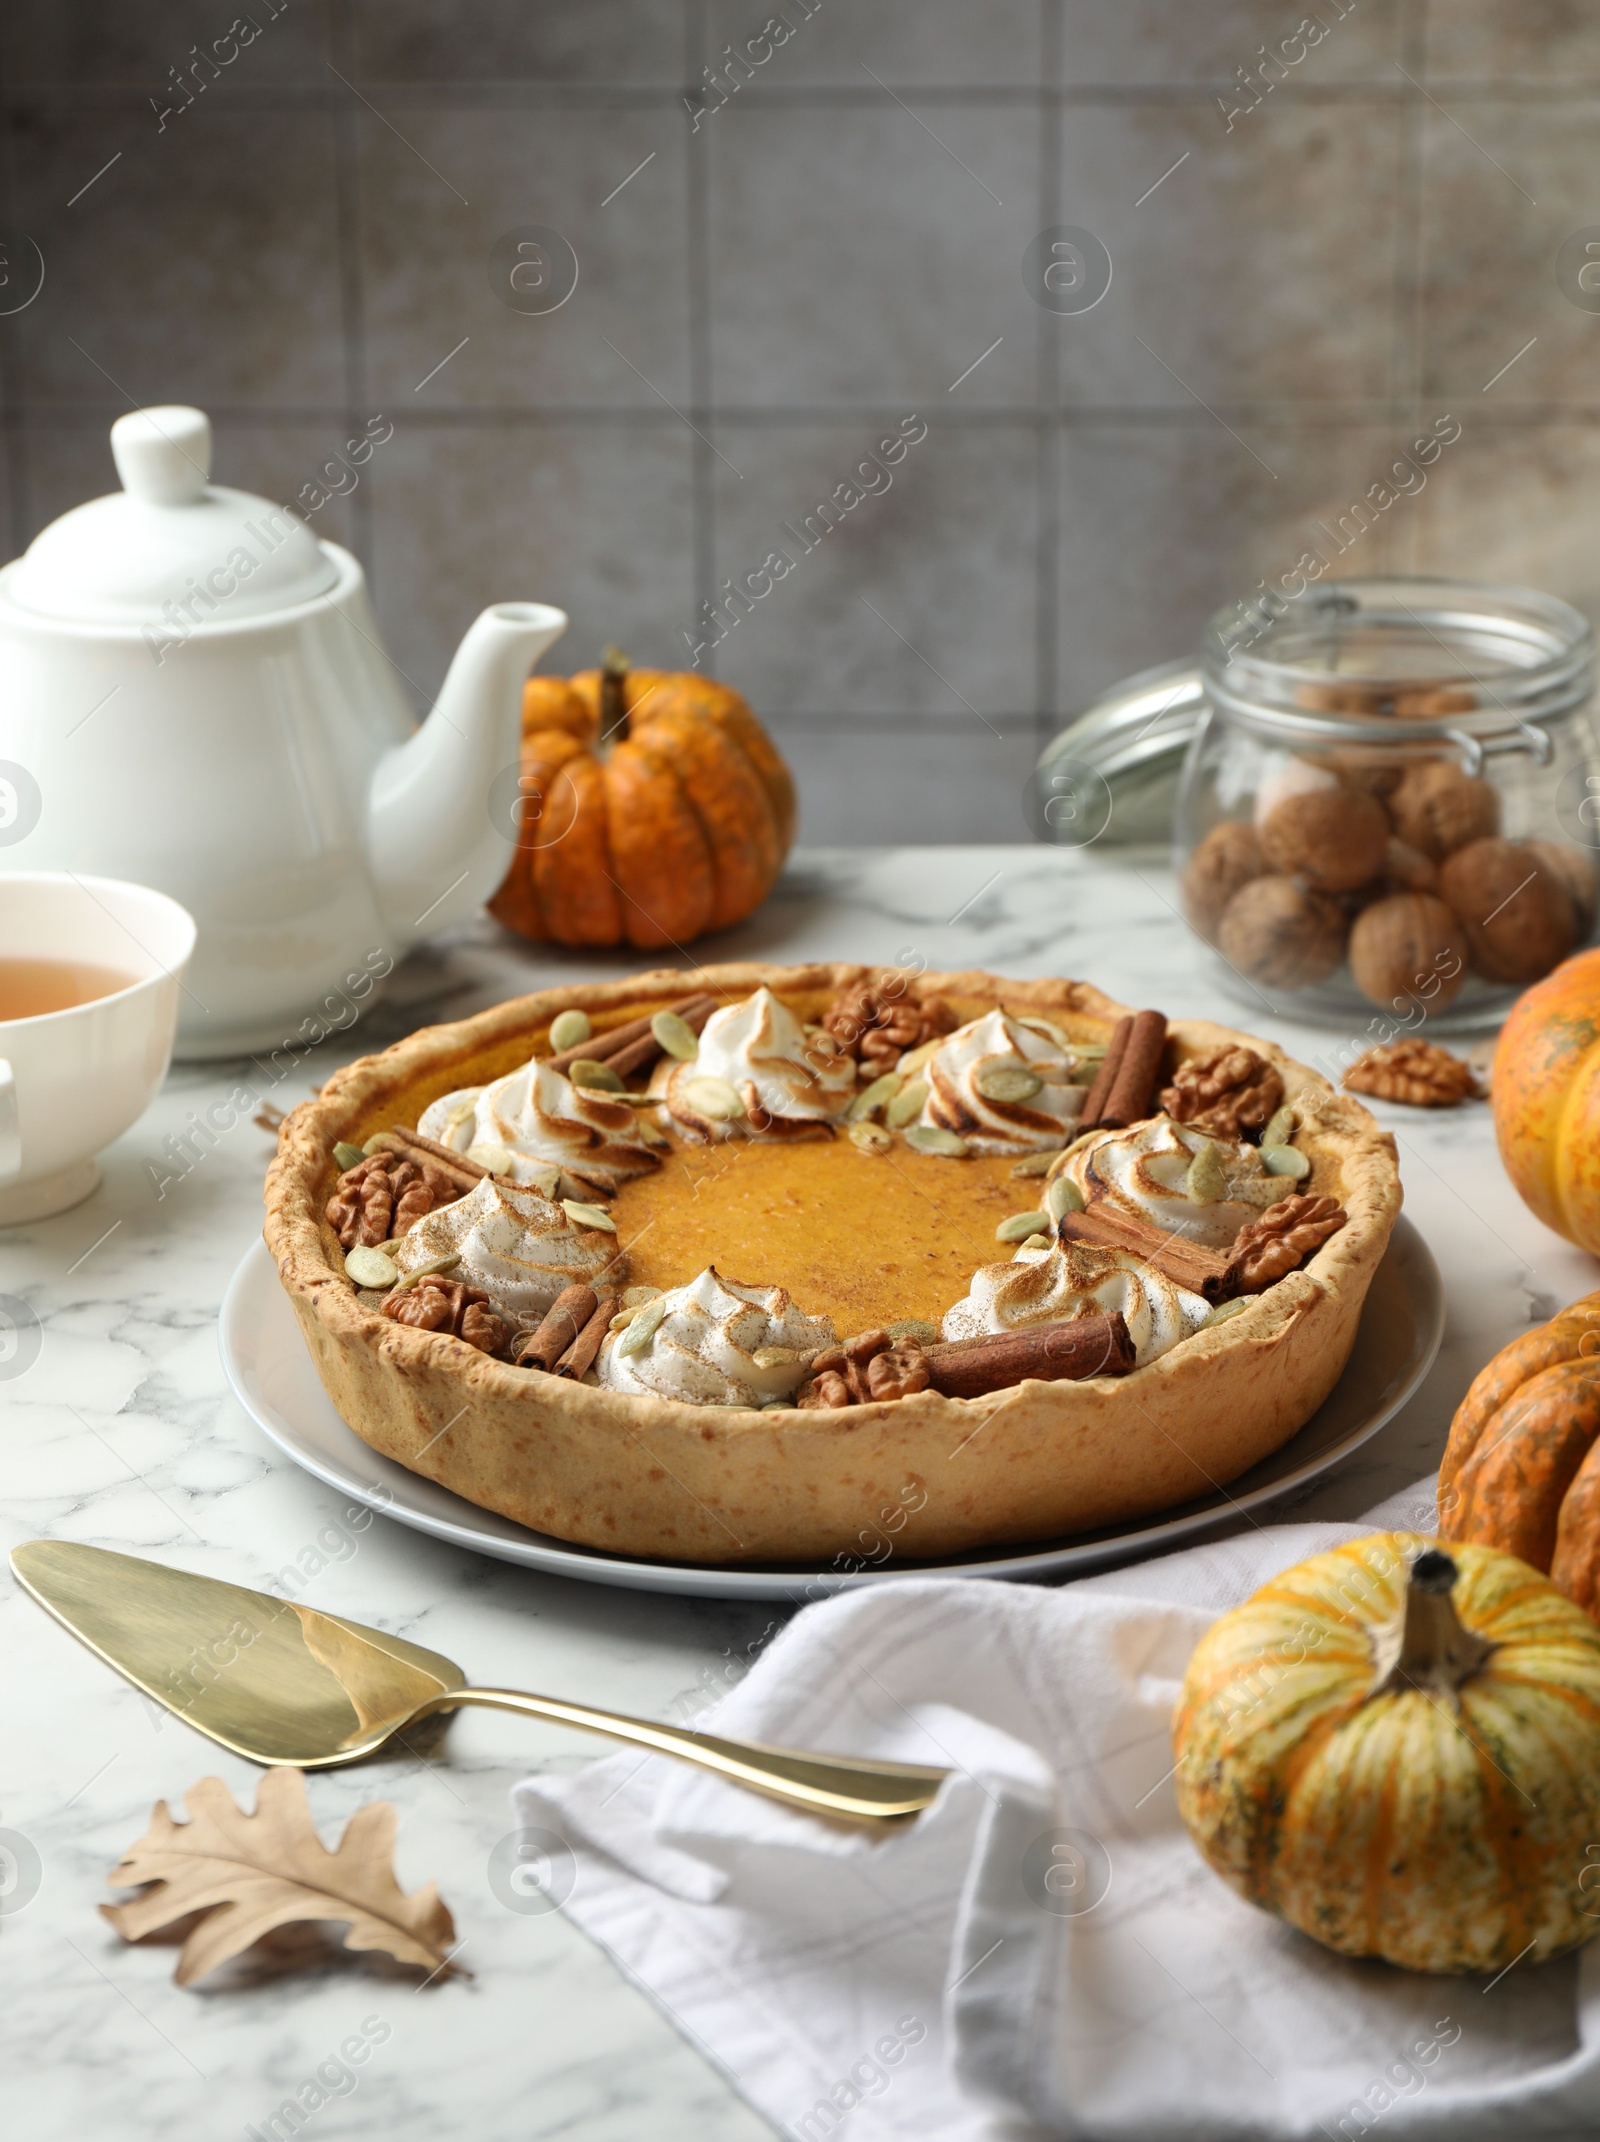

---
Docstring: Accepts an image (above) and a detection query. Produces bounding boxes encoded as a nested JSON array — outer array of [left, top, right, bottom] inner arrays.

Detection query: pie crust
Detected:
[[263, 963, 1401, 1566]]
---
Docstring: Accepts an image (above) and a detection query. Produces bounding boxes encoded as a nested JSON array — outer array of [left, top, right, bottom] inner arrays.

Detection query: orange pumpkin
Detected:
[[487, 653, 795, 949], [1439, 1288, 1600, 1619], [1492, 945, 1600, 1252]]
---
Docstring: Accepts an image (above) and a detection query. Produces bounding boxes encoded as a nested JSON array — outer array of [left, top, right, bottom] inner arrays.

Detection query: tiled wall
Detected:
[[0, 1, 1592, 842]]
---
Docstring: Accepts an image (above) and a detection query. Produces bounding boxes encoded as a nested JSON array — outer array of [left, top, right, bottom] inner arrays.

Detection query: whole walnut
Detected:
[[1347, 893, 1467, 1012], [1439, 837, 1577, 983], [1217, 875, 1348, 991], [1258, 785, 1390, 893], [1525, 839, 1598, 941], [1181, 821, 1265, 944], [1381, 837, 1437, 893], [1387, 761, 1499, 862]]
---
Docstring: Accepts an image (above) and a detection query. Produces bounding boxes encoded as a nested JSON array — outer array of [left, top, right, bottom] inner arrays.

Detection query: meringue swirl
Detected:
[[393, 1175, 618, 1329], [658, 987, 855, 1141], [596, 1266, 836, 1406], [1063, 1115, 1285, 1250], [941, 1241, 1209, 1365], [919, 1009, 1088, 1155], [418, 1057, 658, 1190]]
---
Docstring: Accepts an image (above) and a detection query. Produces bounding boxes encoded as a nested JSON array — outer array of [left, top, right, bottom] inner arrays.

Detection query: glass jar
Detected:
[[1175, 576, 1600, 1032]]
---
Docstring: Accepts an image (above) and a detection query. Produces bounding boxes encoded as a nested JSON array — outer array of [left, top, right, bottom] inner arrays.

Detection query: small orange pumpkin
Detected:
[[488, 652, 795, 949], [1439, 1288, 1600, 1619], [1492, 945, 1600, 1252]]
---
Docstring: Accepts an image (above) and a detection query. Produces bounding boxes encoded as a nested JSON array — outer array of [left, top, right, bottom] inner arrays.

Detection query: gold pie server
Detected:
[[11, 1542, 947, 1823]]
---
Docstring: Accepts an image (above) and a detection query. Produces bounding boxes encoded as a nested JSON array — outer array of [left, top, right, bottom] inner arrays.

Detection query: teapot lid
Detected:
[[7, 406, 339, 623]]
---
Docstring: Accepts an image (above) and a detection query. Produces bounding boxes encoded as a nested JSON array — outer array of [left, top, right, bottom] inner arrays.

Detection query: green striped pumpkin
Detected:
[[1173, 1533, 1600, 1974]]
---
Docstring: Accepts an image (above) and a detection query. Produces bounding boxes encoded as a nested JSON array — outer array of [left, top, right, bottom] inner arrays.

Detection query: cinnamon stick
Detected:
[[926, 1311, 1135, 1398], [545, 994, 717, 1075], [513, 1283, 598, 1370], [1078, 1017, 1130, 1130], [1098, 1010, 1168, 1130], [553, 1294, 615, 1380], [372, 1128, 483, 1195], [1057, 1204, 1230, 1298], [600, 995, 719, 1079]]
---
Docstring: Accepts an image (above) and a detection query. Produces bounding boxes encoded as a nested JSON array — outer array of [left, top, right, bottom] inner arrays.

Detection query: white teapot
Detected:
[[0, 406, 565, 1056]]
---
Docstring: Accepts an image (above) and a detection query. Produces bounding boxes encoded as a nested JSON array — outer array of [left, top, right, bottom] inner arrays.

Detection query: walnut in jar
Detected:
[[1181, 821, 1265, 944], [1387, 760, 1500, 862], [1217, 875, 1348, 991], [1258, 785, 1390, 894], [1525, 840, 1598, 941], [1438, 837, 1577, 983], [1347, 893, 1467, 1011]]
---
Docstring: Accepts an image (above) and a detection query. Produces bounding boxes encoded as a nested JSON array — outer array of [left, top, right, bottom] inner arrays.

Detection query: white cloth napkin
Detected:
[[513, 1482, 1600, 2141]]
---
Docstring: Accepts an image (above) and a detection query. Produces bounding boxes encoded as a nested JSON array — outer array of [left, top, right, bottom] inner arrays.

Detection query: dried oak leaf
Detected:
[[101, 1768, 461, 1988]]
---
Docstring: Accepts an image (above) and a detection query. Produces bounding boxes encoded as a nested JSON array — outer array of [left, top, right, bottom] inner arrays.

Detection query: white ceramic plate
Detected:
[[219, 1223, 1443, 1602]]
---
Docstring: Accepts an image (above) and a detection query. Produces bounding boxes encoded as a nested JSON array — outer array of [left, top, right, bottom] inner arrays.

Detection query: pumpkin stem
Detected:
[[1370, 1548, 1495, 1704], [599, 645, 630, 746]]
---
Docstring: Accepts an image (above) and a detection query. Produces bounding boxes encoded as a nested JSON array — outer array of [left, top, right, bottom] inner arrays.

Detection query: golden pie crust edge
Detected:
[[263, 961, 1401, 1566]]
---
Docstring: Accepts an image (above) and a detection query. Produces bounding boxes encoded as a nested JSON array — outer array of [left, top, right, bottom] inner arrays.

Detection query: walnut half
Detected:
[[796, 1329, 931, 1407], [1225, 1194, 1347, 1294], [326, 1150, 460, 1248], [1341, 1039, 1478, 1108], [380, 1275, 509, 1355], [1160, 1046, 1285, 1141]]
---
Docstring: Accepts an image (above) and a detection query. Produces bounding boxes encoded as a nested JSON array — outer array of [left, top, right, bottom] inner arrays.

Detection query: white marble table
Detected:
[[4, 845, 1593, 2142]]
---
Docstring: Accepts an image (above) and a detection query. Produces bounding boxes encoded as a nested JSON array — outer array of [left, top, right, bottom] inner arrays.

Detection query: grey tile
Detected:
[[10, 105, 345, 408], [1060, 0, 1404, 87], [767, 715, 1040, 843], [1055, 420, 1421, 711], [2, 0, 333, 87], [356, 106, 692, 408], [707, 102, 1041, 407], [1410, 423, 1600, 626], [703, 0, 1040, 90], [1418, 101, 1595, 405], [706, 420, 1038, 720], [364, 419, 695, 713], [351, 0, 686, 84], [1427, 2, 1600, 80]]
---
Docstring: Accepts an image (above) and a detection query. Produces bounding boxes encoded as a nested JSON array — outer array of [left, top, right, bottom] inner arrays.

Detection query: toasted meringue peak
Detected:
[[919, 1009, 1088, 1155], [1064, 1114, 1284, 1250], [657, 987, 855, 1142], [941, 1241, 1209, 1365], [418, 1058, 658, 1190], [596, 1265, 835, 1406], [393, 1174, 618, 1328]]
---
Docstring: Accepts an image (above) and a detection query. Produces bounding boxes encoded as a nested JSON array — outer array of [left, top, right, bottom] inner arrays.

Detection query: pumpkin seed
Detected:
[[997, 1209, 1050, 1243], [848, 1071, 902, 1122], [1011, 1151, 1056, 1178], [466, 1141, 516, 1176], [887, 1319, 942, 1347], [976, 1064, 1043, 1104], [1201, 1297, 1252, 1329], [622, 1285, 665, 1310], [1017, 1234, 1053, 1252], [1044, 1174, 1083, 1222], [760, 1397, 796, 1410], [1261, 1104, 1296, 1149], [568, 1058, 624, 1093], [344, 1245, 399, 1289], [332, 1140, 365, 1172], [608, 1307, 638, 1332], [885, 1077, 930, 1129], [549, 1009, 591, 1052], [616, 1298, 667, 1355], [651, 1009, 700, 1060], [1186, 1141, 1228, 1204], [391, 1252, 461, 1292], [683, 1073, 745, 1121], [561, 1198, 618, 1232], [849, 1121, 893, 1155], [895, 1036, 945, 1079], [753, 1344, 804, 1369], [904, 1124, 968, 1157], [361, 1133, 390, 1156], [638, 1117, 671, 1148], [1047, 1127, 1105, 1178], [1262, 1145, 1310, 1180], [1013, 1015, 1071, 1050]]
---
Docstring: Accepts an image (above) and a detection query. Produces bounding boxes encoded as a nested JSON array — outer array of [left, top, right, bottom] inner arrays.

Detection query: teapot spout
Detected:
[[367, 602, 566, 946]]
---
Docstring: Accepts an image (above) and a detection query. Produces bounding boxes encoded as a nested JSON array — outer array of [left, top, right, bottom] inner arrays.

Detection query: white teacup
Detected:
[[0, 873, 196, 1224]]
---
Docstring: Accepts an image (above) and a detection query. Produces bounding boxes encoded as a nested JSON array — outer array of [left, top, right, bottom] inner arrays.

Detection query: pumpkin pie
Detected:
[[263, 962, 1401, 1565]]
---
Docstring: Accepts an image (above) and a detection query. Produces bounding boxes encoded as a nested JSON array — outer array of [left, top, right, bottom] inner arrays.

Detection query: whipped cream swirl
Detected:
[[1064, 1115, 1285, 1250], [418, 1057, 658, 1190], [596, 1266, 835, 1406], [942, 1241, 1209, 1365], [393, 1175, 618, 1329], [919, 1009, 1088, 1155], [658, 987, 855, 1140]]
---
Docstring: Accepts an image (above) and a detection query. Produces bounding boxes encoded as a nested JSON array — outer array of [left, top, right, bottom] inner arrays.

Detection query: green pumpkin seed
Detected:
[[362, 1133, 390, 1156], [683, 1073, 745, 1121], [651, 1009, 700, 1060], [568, 1058, 625, 1093], [1261, 1104, 1296, 1150], [761, 1397, 796, 1410], [1186, 1142, 1228, 1204], [886, 1077, 930, 1129], [622, 1285, 664, 1310], [1014, 1015, 1071, 1050], [561, 1198, 618, 1232], [465, 1141, 516, 1176], [976, 1064, 1043, 1104], [1262, 1145, 1310, 1179], [849, 1121, 893, 1155], [549, 1009, 591, 1052], [904, 1124, 968, 1157], [391, 1252, 461, 1292], [616, 1298, 667, 1355], [1044, 1174, 1083, 1222], [895, 1036, 945, 1079], [332, 1140, 366, 1172], [1017, 1233, 1053, 1252], [1011, 1151, 1056, 1178], [753, 1344, 804, 1370], [887, 1319, 942, 1347], [997, 1209, 1050, 1243], [344, 1245, 399, 1289], [848, 1072, 902, 1122], [1201, 1297, 1252, 1329]]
